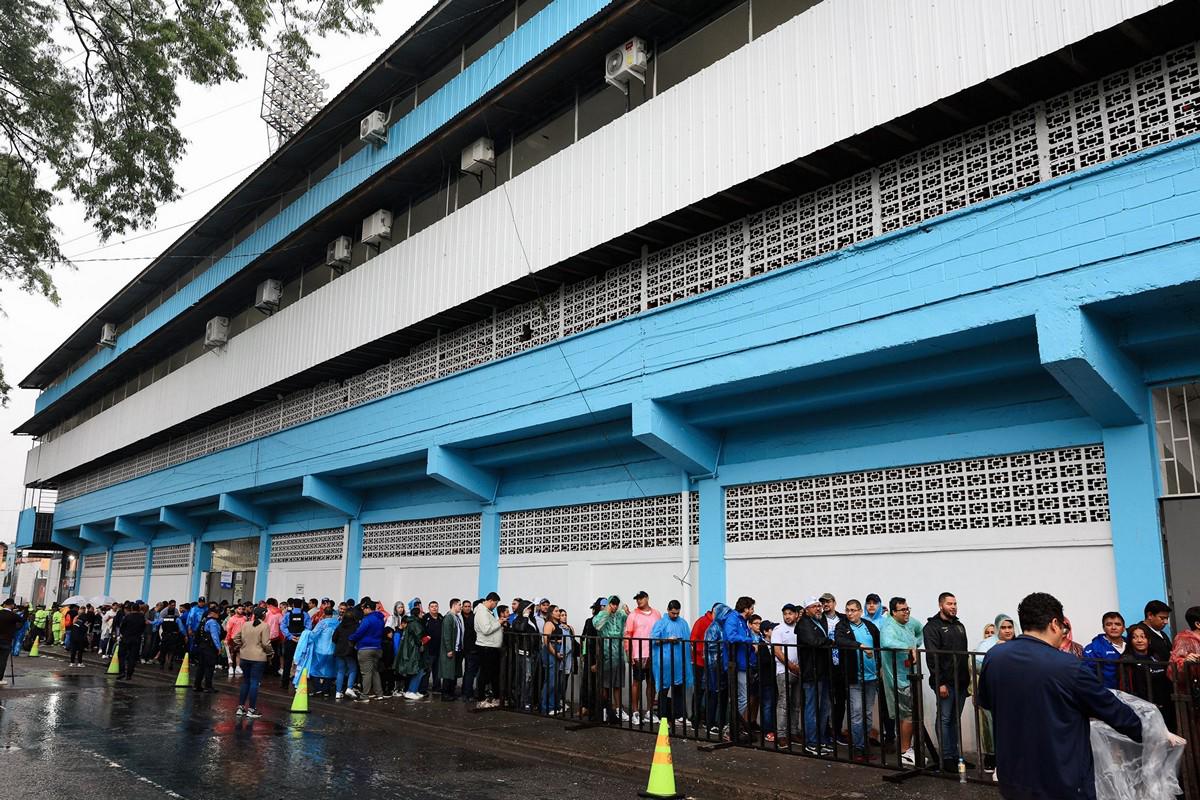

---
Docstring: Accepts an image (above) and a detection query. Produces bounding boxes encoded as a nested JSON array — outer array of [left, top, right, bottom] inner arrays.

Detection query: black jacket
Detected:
[[833, 617, 880, 685], [119, 612, 146, 641], [333, 617, 358, 658], [0, 608, 19, 643], [1128, 622, 1172, 662], [923, 612, 970, 690], [794, 615, 833, 682], [462, 612, 477, 654], [979, 635, 1141, 800]]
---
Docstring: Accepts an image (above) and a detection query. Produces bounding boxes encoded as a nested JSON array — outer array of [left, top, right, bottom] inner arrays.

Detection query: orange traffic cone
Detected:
[[639, 718, 684, 798]]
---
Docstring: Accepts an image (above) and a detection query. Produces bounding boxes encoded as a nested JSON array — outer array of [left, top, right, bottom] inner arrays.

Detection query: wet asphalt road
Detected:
[[0, 656, 641, 800]]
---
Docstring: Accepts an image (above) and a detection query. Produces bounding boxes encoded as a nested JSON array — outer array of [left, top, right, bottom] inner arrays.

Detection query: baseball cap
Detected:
[[819, 592, 835, 602], [633, 590, 649, 600], [591, 597, 606, 610], [865, 593, 881, 604], [761, 620, 778, 632], [781, 603, 797, 613], [537, 597, 549, 605], [803, 596, 821, 608]]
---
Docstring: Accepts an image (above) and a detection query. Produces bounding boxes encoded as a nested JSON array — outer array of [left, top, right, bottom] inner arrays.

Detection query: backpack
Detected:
[[287, 609, 306, 636], [705, 604, 731, 671]]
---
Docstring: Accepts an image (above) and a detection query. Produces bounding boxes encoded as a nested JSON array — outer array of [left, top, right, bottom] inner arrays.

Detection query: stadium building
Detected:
[[13, 0, 1200, 633]]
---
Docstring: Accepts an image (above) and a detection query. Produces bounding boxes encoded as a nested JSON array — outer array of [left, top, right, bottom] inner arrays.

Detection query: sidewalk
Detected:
[[40, 647, 994, 800]]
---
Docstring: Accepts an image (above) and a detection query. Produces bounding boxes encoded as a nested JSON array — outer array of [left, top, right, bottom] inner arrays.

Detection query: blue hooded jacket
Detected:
[[722, 605, 754, 671], [349, 610, 384, 650], [1081, 633, 1124, 689]]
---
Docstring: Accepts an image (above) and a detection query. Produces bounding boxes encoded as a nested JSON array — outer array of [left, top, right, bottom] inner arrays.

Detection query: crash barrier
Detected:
[[490, 632, 1197, 793]]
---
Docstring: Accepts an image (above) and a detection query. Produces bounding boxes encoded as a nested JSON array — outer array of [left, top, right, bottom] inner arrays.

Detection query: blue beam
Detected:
[[1037, 307, 1145, 426], [255, 534, 270, 602], [302, 474, 362, 517], [344, 520, 362, 601], [78, 524, 116, 549], [51, 530, 86, 553], [217, 493, 270, 528], [104, 549, 112, 595], [159, 506, 203, 537], [1103, 422, 1169, 623], [696, 479, 724, 611], [141, 547, 153, 603], [427, 445, 498, 503], [632, 399, 720, 475], [114, 515, 154, 543]]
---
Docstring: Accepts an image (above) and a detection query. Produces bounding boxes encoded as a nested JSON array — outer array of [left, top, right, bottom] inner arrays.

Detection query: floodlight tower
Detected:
[[260, 51, 328, 150]]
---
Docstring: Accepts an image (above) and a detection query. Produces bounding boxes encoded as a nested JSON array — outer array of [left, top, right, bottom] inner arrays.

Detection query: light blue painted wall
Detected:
[[46, 136, 1200, 611], [15, 508, 35, 547], [35, 0, 615, 414]]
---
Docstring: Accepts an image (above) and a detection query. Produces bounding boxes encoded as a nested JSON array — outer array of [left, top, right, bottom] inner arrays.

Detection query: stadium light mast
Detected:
[[260, 51, 327, 150]]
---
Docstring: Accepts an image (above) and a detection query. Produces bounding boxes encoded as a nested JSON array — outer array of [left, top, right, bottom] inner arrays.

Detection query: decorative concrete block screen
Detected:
[[500, 493, 699, 555], [152, 544, 192, 570], [361, 514, 482, 559], [111, 548, 147, 572], [269, 529, 345, 563], [725, 445, 1109, 543], [58, 44, 1200, 501]]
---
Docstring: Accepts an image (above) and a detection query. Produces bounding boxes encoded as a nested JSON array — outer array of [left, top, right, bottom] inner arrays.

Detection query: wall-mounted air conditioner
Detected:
[[360, 110, 388, 146], [99, 322, 117, 348], [204, 316, 230, 349], [326, 235, 352, 268], [255, 279, 282, 313], [604, 37, 649, 94], [361, 209, 393, 244], [460, 137, 495, 175]]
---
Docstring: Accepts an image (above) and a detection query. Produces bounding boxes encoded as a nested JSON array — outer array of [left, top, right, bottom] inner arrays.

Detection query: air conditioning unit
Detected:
[[254, 279, 282, 313], [360, 110, 388, 146], [99, 322, 117, 348], [204, 316, 230, 349], [326, 235, 352, 268], [460, 137, 495, 175], [604, 37, 649, 94], [361, 209, 393, 244]]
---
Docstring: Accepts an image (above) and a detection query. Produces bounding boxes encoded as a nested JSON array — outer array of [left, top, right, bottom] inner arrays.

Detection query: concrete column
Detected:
[[343, 519, 363, 601], [696, 478, 725, 611], [478, 509, 500, 597], [103, 548, 113, 595], [141, 546, 153, 603], [191, 540, 213, 601], [1103, 422, 1168, 624], [255, 534, 271, 602]]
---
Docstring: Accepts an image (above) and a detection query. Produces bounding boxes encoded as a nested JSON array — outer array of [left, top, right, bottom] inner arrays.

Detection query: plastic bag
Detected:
[[1090, 689, 1184, 800]]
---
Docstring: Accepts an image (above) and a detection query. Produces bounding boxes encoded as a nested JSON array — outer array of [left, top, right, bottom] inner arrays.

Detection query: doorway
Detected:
[[204, 569, 255, 605], [205, 537, 261, 604]]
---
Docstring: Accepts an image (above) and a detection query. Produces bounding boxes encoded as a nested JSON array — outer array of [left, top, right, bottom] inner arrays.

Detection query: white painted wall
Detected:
[[108, 573, 143, 603], [26, 0, 1166, 483], [148, 571, 189, 604], [266, 561, 342, 602], [78, 574, 103, 599], [359, 556, 478, 611], [724, 523, 1117, 641]]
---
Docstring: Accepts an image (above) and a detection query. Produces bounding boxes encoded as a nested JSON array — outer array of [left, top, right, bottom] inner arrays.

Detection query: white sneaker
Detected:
[[344, 688, 359, 699], [404, 691, 423, 700], [631, 711, 641, 726], [617, 709, 631, 722], [901, 748, 916, 766], [335, 692, 344, 699]]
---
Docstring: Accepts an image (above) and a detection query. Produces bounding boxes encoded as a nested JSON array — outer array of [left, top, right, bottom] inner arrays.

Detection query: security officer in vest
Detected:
[[279, 598, 312, 689], [193, 607, 223, 692], [157, 607, 185, 672]]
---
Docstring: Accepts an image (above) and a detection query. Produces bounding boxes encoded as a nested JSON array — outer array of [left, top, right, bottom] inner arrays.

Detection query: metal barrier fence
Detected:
[[479, 631, 1198, 793]]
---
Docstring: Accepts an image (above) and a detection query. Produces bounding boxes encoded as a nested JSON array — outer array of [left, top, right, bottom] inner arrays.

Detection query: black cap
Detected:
[[761, 620, 778, 632], [633, 590, 648, 600], [781, 603, 798, 613], [865, 593, 881, 604]]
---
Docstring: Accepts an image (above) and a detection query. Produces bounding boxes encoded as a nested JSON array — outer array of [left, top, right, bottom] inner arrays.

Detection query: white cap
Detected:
[[803, 596, 822, 609]]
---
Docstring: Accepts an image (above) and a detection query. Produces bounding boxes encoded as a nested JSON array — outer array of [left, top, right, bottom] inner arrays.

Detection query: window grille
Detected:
[[82, 553, 107, 573], [152, 544, 192, 570], [362, 514, 481, 559], [58, 44, 1200, 503], [211, 538, 262, 571], [111, 548, 147, 571], [725, 445, 1109, 543], [1152, 383, 1200, 496], [269, 528, 344, 563], [500, 493, 699, 555]]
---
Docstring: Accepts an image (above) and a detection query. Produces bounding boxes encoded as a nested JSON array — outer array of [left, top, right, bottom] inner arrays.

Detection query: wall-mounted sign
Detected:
[[220, 570, 233, 589]]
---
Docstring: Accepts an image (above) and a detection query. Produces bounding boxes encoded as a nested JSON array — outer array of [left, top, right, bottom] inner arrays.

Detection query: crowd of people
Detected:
[[0, 588, 1196, 777]]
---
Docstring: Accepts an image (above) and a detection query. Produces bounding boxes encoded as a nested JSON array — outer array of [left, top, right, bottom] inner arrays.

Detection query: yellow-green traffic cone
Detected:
[[290, 669, 310, 713], [174, 654, 190, 689], [639, 718, 684, 798], [107, 651, 120, 675], [29, 637, 39, 657]]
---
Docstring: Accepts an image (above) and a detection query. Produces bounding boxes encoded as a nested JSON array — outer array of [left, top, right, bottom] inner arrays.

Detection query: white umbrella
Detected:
[[61, 595, 87, 606], [89, 595, 116, 607]]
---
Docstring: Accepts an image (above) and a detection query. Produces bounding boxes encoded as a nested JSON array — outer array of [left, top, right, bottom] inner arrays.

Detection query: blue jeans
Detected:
[[406, 672, 424, 693], [335, 655, 357, 693], [849, 681, 877, 750], [736, 670, 749, 715], [803, 679, 831, 746], [540, 652, 561, 712], [238, 660, 265, 708], [937, 684, 967, 762]]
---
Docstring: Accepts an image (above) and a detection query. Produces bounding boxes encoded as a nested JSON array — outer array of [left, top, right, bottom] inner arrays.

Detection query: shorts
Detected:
[[631, 659, 651, 682], [601, 659, 626, 688], [885, 684, 912, 720]]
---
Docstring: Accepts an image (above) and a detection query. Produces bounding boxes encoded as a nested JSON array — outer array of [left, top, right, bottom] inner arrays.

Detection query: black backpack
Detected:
[[287, 609, 306, 636]]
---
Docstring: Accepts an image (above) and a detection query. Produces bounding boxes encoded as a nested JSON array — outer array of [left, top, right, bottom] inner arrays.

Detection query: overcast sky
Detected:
[[0, 2, 439, 544]]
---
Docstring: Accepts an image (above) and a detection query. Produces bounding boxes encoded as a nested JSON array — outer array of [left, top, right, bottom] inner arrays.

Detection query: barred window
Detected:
[[152, 544, 191, 570], [362, 515, 481, 559], [82, 553, 107, 574], [501, 493, 699, 555], [111, 549, 147, 572], [269, 529, 344, 563]]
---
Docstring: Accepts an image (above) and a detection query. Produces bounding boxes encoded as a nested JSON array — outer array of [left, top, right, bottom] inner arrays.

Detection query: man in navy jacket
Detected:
[[979, 592, 1141, 800]]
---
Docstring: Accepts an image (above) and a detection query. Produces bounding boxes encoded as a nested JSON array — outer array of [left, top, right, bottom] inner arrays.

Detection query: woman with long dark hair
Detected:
[[233, 606, 273, 718]]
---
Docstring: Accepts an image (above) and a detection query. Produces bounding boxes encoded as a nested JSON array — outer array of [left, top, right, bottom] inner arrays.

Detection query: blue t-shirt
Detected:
[[850, 621, 877, 682]]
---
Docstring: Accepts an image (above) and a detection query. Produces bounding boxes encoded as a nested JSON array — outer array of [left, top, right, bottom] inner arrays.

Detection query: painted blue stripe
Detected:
[[36, 0, 614, 415]]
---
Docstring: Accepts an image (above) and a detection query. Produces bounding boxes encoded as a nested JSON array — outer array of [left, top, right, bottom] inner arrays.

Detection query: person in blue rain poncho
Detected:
[[292, 615, 339, 695], [651, 599, 692, 726]]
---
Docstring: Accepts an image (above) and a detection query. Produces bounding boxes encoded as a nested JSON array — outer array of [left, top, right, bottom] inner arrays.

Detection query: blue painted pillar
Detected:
[[141, 546, 153, 603], [191, 540, 213, 601], [255, 533, 271, 602], [344, 519, 363, 602], [103, 548, 113, 595], [478, 509, 500, 597], [697, 478, 725, 611], [1103, 422, 1168, 624]]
